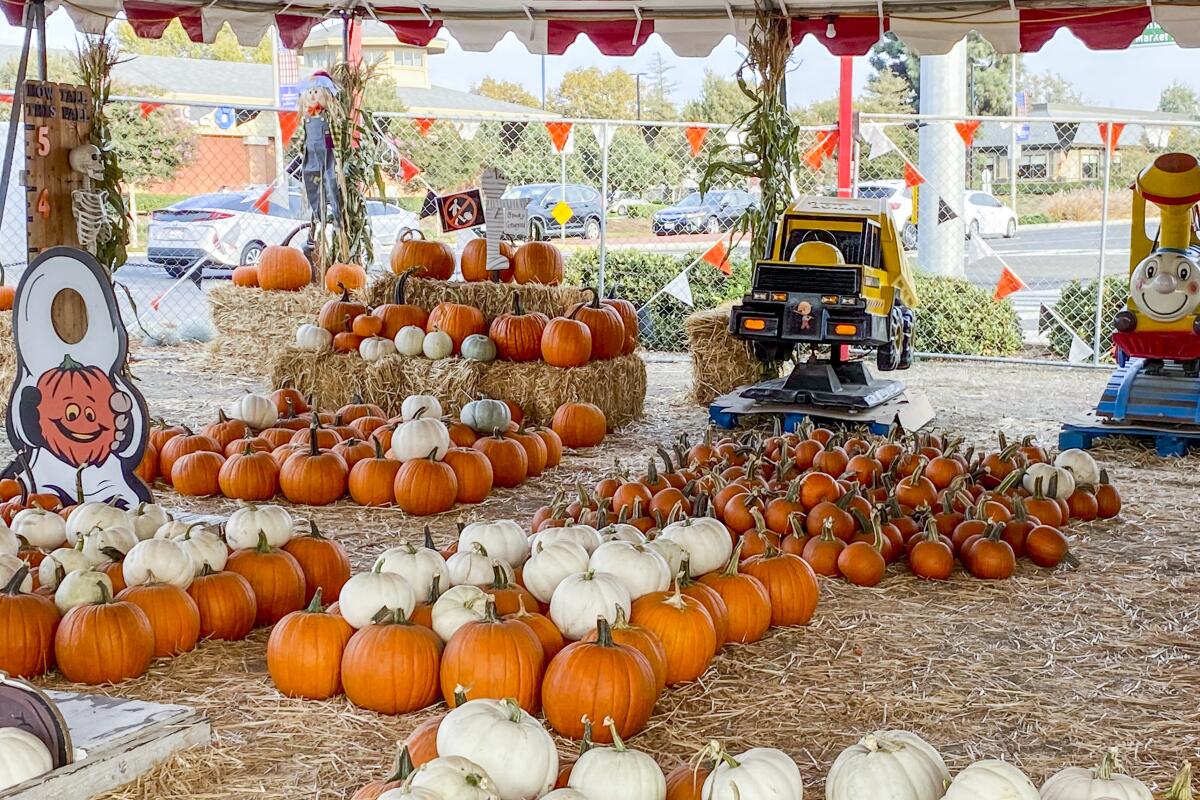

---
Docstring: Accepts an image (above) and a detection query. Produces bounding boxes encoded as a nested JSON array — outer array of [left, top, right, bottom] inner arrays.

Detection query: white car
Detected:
[[148, 189, 419, 278], [856, 181, 915, 247], [963, 190, 1018, 239]]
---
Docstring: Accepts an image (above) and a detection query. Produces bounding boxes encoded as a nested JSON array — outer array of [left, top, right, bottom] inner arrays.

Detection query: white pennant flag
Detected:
[[591, 124, 615, 149], [967, 232, 996, 264], [1068, 334, 1094, 364], [661, 270, 694, 306], [454, 121, 481, 141], [861, 123, 897, 161]]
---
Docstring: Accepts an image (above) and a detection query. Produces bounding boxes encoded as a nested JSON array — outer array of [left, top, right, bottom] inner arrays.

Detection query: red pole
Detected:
[[347, 18, 363, 66], [837, 56, 853, 198]]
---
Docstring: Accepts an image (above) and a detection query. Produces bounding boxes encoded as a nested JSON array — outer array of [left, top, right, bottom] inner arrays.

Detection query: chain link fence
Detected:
[[0, 90, 1192, 365]]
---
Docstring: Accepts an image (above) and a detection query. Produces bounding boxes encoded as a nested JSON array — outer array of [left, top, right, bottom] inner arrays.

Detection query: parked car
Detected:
[[147, 189, 419, 277], [964, 190, 1018, 238], [610, 193, 652, 216], [651, 190, 756, 235], [502, 183, 604, 240], [857, 181, 915, 248]]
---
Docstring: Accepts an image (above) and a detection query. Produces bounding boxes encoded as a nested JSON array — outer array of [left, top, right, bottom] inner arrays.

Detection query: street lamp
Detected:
[[632, 71, 645, 119]]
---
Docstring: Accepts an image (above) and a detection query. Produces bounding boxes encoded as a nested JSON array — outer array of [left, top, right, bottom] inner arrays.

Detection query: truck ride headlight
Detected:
[[833, 323, 858, 336], [743, 318, 768, 331]]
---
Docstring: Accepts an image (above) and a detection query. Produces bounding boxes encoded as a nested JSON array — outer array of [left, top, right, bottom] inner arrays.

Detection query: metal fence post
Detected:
[[598, 121, 610, 297], [1092, 128, 1115, 365]]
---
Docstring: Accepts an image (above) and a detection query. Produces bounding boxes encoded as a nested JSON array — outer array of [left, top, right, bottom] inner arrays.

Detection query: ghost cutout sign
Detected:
[[5, 247, 151, 507]]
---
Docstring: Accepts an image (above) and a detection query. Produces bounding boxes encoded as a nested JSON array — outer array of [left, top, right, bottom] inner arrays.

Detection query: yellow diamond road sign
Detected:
[[551, 201, 574, 226]]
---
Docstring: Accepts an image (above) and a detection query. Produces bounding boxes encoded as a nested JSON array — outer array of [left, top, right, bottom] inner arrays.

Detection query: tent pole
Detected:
[[0, 3, 35, 238], [837, 57, 853, 198]]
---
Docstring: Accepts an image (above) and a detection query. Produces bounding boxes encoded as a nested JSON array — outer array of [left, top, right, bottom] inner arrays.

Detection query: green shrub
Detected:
[[912, 273, 1024, 356], [568, 248, 751, 352], [1018, 213, 1052, 226], [395, 195, 425, 213], [1044, 276, 1128, 362], [624, 203, 667, 219]]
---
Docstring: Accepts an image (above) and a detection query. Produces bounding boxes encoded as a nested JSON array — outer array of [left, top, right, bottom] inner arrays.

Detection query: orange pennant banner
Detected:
[[139, 101, 163, 119], [1097, 122, 1125, 152], [277, 110, 300, 146], [252, 184, 274, 214], [400, 156, 422, 182], [802, 131, 839, 171], [903, 162, 926, 189], [954, 120, 982, 147], [546, 121, 574, 153], [702, 239, 732, 275], [993, 265, 1028, 300], [413, 117, 435, 137], [685, 126, 709, 158]]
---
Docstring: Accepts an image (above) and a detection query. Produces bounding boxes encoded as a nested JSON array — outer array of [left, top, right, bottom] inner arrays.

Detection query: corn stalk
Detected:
[[699, 1, 800, 263], [75, 37, 131, 274]]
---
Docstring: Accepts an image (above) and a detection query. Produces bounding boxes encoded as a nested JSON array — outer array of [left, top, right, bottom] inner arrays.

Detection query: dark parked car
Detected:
[[652, 190, 757, 235], [502, 183, 604, 240]]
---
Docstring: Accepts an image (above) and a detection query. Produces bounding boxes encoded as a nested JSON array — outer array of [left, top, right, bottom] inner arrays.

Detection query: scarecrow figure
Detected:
[[5, 248, 151, 506], [299, 71, 342, 223]]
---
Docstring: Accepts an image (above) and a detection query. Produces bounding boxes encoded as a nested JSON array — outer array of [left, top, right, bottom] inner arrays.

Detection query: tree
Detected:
[[681, 70, 754, 123], [109, 98, 195, 187], [868, 33, 1016, 115], [869, 34, 919, 97], [115, 19, 272, 63], [361, 71, 407, 113], [549, 67, 637, 119], [859, 68, 914, 114], [1020, 69, 1083, 105], [641, 53, 678, 120], [472, 77, 540, 109], [1158, 82, 1199, 116]]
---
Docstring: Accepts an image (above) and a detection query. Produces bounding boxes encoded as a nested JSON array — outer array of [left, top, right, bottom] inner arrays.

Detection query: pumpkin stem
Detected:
[[308, 519, 327, 540], [594, 614, 616, 647], [488, 562, 511, 590], [424, 447, 440, 461], [1165, 762, 1194, 800], [481, 595, 500, 623], [453, 684, 469, 705], [100, 546, 125, 563], [199, 562, 217, 578], [427, 573, 442, 603], [720, 539, 744, 576], [1097, 747, 1122, 781], [501, 697, 523, 724], [255, 531, 272, 553], [2, 565, 29, 594], [97, 578, 113, 605], [305, 587, 326, 613], [75, 463, 86, 505], [384, 745, 415, 784], [601, 716, 628, 752]]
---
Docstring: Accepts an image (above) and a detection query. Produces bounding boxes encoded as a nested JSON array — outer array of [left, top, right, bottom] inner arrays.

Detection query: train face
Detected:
[[1129, 249, 1200, 323]]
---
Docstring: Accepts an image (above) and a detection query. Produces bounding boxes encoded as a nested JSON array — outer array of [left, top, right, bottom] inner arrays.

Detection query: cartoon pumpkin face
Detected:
[[35, 354, 120, 467], [1130, 249, 1200, 322]]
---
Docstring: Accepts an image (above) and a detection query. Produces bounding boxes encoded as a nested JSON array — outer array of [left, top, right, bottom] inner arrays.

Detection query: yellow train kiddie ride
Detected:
[[728, 196, 918, 409]]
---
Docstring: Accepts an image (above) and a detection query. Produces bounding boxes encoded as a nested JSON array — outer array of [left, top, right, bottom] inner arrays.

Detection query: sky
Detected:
[[4, 9, 1200, 113]]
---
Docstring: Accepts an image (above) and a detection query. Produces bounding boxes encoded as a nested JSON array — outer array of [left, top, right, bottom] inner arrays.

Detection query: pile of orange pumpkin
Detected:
[[138, 387, 609, 513]]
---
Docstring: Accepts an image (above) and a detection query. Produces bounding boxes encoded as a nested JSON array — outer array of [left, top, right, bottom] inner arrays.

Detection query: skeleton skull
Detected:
[[69, 144, 103, 181]]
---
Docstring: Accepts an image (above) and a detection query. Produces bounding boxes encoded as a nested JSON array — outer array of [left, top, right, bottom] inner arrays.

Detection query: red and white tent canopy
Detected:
[[3, 0, 1199, 55]]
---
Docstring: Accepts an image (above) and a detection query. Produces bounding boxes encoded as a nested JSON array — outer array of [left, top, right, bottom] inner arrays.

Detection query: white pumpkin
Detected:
[[522, 540, 590, 604], [436, 698, 558, 800], [65, 502, 130, 546], [431, 583, 489, 641], [360, 336, 397, 363], [1022, 463, 1076, 500], [123, 538, 194, 588], [0, 521, 17, 557], [826, 730, 950, 800], [374, 541, 447, 603], [598, 523, 646, 544], [127, 502, 172, 541], [549, 570, 631, 641], [460, 399, 512, 434], [658, 516, 733, 576], [80, 524, 139, 567], [588, 541, 670, 601], [446, 545, 513, 588], [395, 325, 426, 356], [644, 538, 686, 578], [338, 564, 417, 629], [459, 520, 530, 567], [569, 718, 666, 800], [391, 416, 451, 462], [154, 519, 205, 540], [377, 786, 442, 800], [542, 791, 590, 800], [410, 756, 500, 800], [0, 726, 54, 791], [703, 745, 804, 800], [226, 504, 295, 550], [402, 394, 444, 422], [175, 526, 228, 574], [944, 760, 1038, 800], [296, 323, 333, 351], [10, 507, 67, 550], [0, 554, 33, 593], [55, 568, 113, 613], [532, 524, 602, 555], [423, 330, 454, 360], [1053, 449, 1101, 486], [1040, 748, 1152, 800], [228, 392, 278, 429], [37, 546, 90, 590]]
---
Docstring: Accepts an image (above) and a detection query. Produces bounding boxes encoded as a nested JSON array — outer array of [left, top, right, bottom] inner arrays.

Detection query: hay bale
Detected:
[[367, 274, 588, 320], [268, 347, 646, 429], [0, 313, 13, 415], [684, 306, 775, 406], [203, 283, 332, 377]]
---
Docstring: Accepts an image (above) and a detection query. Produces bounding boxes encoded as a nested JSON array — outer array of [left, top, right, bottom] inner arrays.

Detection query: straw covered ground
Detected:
[[268, 347, 647, 427], [684, 306, 777, 405], [17, 345, 1198, 798]]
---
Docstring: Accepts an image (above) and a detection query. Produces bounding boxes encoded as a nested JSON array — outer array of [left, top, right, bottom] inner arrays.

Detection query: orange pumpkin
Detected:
[[489, 294, 548, 362], [187, 566, 257, 641], [218, 445, 279, 501], [541, 317, 592, 367], [266, 588, 354, 700], [171, 450, 225, 497], [257, 245, 311, 291], [426, 302, 486, 354], [116, 582, 201, 658], [341, 608, 443, 714], [226, 534, 307, 627], [472, 430, 528, 488], [461, 237, 516, 282], [551, 402, 606, 448], [393, 450, 458, 515], [514, 241, 564, 285], [283, 521, 351, 604], [390, 230, 454, 281], [442, 447, 493, 504], [604, 288, 639, 355], [439, 599, 544, 712], [54, 586, 154, 684], [279, 434, 349, 506], [319, 285, 367, 334], [0, 565, 58, 678], [629, 585, 717, 686], [372, 272, 429, 337], [325, 262, 367, 294], [231, 264, 259, 287], [570, 289, 625, 360]]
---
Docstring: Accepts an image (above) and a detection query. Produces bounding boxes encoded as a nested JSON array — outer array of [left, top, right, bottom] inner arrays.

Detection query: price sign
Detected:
[[23, 81, 93, 256]]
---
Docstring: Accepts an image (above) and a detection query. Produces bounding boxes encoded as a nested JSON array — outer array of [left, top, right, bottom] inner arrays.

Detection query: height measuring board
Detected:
[[23, 80, 93, 257]]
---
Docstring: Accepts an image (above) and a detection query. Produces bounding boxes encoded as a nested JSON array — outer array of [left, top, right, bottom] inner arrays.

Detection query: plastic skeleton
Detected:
[[69, 144, 111, 256]]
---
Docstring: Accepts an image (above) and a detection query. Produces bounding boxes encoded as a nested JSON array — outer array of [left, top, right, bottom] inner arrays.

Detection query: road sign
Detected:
[[1132, 23, 1174, 47], [438, 189, 485, 232], [551, 201, 573, 226], [1015, 91, 1030, 143]]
